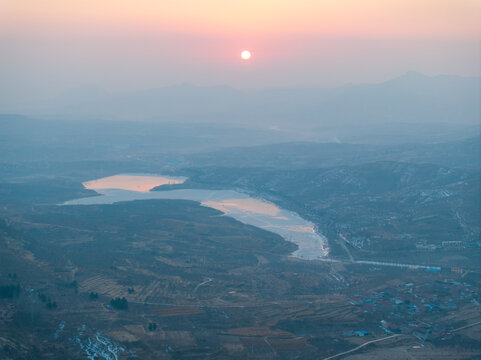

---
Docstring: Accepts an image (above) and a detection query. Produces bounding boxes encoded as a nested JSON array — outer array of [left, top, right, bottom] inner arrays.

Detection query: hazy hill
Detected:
[[14, 72, 480, 128], [186, 135, 481, 170], [175, 161, 480, 254], [0, 115, 299, 162]]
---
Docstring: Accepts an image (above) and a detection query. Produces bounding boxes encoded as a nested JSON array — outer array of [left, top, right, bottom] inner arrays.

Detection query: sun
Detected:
[[241, 50, 251, 60]]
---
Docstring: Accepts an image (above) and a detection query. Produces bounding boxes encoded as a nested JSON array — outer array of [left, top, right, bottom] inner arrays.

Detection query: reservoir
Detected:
[[63, 174, 329, 260]]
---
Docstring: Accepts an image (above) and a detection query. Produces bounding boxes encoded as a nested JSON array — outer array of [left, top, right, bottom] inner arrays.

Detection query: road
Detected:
[[322, 320, 481, 360], [322, 334, 402, 360], [452, 319, 481, 333], [337, 233, 355, 263], [318, 257, 441, 271], [193, 278, 213, 293]]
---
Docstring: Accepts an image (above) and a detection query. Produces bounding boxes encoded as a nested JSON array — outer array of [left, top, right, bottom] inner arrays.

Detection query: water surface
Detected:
[[84, 174, 186, 192], [64, 174, 329, 260]]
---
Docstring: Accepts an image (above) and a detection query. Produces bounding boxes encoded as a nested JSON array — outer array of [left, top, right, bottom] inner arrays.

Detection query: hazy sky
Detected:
[[1, 0, 480, 104]]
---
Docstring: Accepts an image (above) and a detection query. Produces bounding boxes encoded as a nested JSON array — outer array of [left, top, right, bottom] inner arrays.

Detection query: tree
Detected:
[[0, 284, 20, 298], [47, 301, 57, 309], [110, 297, 128, 310]]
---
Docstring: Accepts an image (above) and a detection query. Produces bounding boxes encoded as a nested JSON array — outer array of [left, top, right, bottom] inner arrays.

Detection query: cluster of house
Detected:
[[342, 330, 369, 338], [379, 320, 453, 341], [347, 280, 479, 341], [350, 281, 478, 313], [415, 240, 479, 251]]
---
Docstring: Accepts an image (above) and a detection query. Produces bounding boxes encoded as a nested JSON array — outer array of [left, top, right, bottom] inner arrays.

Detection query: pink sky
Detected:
[[4, 0, 479, 38], [1, 0, 479, 103]]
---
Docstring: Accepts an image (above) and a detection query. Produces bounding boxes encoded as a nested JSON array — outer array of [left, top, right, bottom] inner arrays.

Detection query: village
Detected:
[[343, 278, 480, 343]]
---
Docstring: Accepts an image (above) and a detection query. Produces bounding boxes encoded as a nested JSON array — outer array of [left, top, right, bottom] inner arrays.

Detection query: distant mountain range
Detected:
[[185, 135, 481, 170], [12, 72, 481, 127]]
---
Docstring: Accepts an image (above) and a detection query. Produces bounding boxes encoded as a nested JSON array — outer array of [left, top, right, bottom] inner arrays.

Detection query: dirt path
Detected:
[[322, 334, 402, 360]]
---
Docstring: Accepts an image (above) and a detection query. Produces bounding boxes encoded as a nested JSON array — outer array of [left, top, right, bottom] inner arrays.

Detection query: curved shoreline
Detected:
[[62, 174, 329, 260]]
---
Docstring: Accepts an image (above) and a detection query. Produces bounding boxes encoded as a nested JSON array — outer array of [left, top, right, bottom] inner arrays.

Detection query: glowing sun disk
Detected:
[[241, 50, 251, 60]]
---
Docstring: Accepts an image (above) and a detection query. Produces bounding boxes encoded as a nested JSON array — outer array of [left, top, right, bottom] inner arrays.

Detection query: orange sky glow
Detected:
[[3, 0, 480, 38], [0, 0, 479, 97]]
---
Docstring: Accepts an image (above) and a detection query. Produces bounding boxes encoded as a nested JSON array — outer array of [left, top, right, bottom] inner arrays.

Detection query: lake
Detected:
[[63, 174, 329, 260]]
